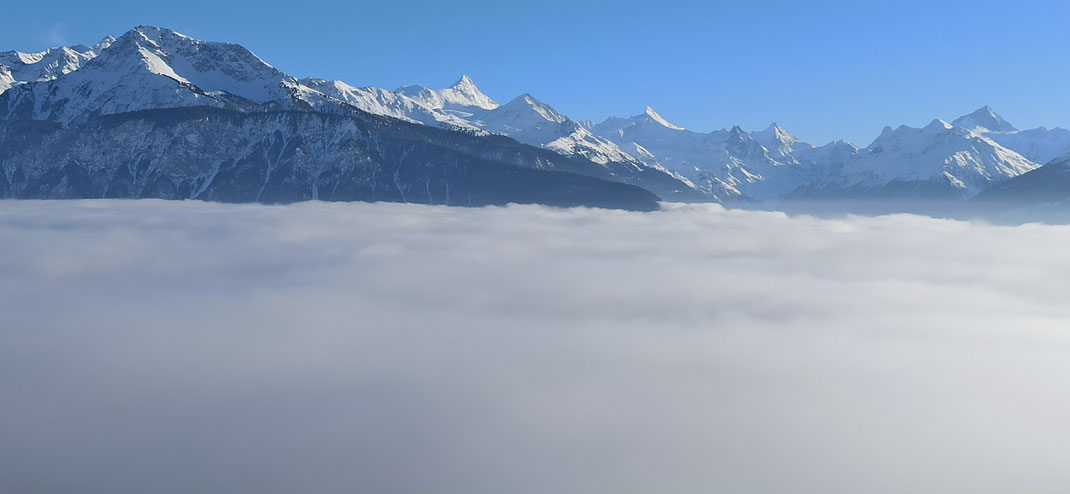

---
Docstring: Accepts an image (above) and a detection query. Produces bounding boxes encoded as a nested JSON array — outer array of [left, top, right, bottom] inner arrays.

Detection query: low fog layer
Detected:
[[3, 200, 1070, 493]]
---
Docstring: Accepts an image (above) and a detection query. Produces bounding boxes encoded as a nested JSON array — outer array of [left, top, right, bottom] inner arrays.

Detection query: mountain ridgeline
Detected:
[[1, 25, 1069, 209]]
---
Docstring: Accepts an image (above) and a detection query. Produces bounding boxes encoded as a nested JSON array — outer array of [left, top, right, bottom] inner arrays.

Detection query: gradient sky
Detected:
[[2, 0, 1067, 145]]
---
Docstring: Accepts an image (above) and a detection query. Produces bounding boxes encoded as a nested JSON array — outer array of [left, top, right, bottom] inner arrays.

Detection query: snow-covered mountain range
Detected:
[[2, 25, 1070, 206]]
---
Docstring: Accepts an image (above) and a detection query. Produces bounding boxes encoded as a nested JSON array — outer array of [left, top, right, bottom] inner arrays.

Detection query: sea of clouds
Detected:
[[3, 199, 1070, 493]]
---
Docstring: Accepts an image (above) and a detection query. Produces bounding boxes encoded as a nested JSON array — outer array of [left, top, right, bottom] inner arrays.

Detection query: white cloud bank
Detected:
[[2, 200, 1070, 493]]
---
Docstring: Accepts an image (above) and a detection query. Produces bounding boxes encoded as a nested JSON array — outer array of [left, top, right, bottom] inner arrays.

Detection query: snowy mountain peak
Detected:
[[398, 82, 430, 97], [94, 36, 116, 53], [132, 25, 194, 43], [751, 122, 814, 161], [642, 106, 684, 130], [440, 74, 497, 110], [844, 116, 1039, 198], [395, 76, 497, 111], [0, 37, 109, 87], [450, 74, 477, 89], [0, 26, 337, 124], [764, 122, 786, 132], [952, 106, 1017, 132], [924, 118, 953, 132], [106, 25, 298, 100], [753, 122, 798, 144], [396, 83, 433, 99], [0, 66, 13, 93], [498, 93, 567, 123], [831, 139, 859, 151], [6, 27, 1062, 205]]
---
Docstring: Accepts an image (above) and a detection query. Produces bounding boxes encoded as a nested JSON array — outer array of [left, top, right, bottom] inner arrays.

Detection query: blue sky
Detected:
[[2, 0, 1068, 145]]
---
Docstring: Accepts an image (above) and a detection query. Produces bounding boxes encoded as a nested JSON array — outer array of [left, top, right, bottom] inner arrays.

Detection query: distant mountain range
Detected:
[[2, 26, 1069, 209]]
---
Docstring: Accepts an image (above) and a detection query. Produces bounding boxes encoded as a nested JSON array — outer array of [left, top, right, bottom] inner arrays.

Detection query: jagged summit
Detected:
[[0, 25, 338, 124], [641, 106, 684, 130], [751, 122, 813, 160], [394, 75, 497, 110], [3, 26, 1066, 204], [95, 35, 117, 51], [0, 34, 113, 85], [441, 74, 497, 109], [840, 115, 1038, 198], [763, 122, 787, 133], [753, 123, 798, 144], [450, 74, 477, 89], [952, 106, 1017, 132], [0, 66, 13, 93]]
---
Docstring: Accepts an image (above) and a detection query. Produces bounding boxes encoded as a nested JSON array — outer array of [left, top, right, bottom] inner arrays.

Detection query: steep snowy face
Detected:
[[640, 106, 685, 130], [0, 66, 13, 93], [949, 107, 1070, 165], [437, 75, 498, 111], [711, 126, 815, 200], [300, 77, 477, 129], [593, 109, 716, 169], [951, 105, 1017, 132], [297, 77, 657, 178], [794, 139, 859, 169], [479, 93, 567, 131], [751, 123, 815, 163], [301, 75, 502, 129], [474, 93, 638, 165], [395, 75, 498, 113], [834, 119, 1038, 197], [0, 29, 223, 124], [124, 25, 301, 104], [985, 127, 1070, 165], [0, 26, 336, 124], [591, 109, 815, 200], [0, 36, 113, 92]]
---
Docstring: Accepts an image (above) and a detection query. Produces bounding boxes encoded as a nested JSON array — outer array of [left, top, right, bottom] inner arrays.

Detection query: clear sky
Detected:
[[2, 0, 1068, 145]]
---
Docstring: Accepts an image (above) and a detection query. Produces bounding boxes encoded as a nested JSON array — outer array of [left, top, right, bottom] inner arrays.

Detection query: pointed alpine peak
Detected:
[[951, 105, 1016, 132], [924, 118, 953, 132], [450, 74, 477, 89], [440, 74, 497, 109], [755, 122, 796, 142], [93, 35, 116, 53], [500, 93, 567, 123], [506, 92, 542, 107], [641, 106, 684, 130]]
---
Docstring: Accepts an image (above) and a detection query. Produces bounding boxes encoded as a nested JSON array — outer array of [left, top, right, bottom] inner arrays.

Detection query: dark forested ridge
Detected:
[[0, 107, 663, 211]]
